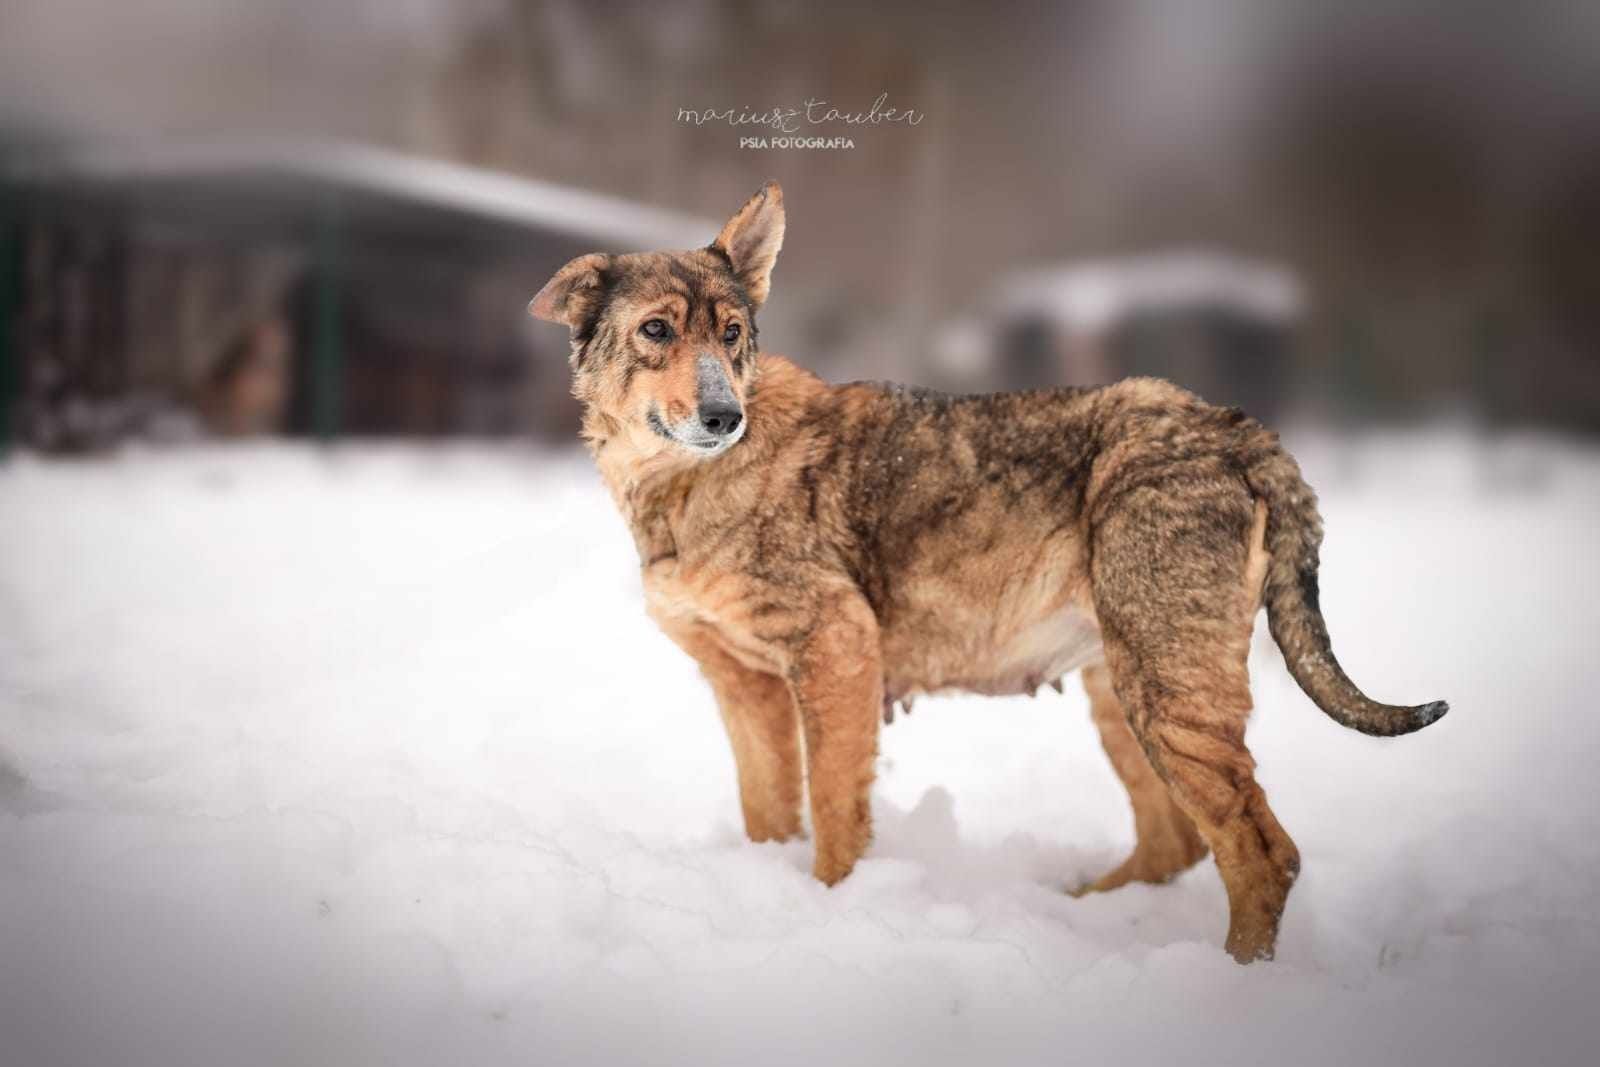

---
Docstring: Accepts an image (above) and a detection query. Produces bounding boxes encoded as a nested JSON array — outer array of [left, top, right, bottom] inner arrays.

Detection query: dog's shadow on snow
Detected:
[[867, 787, 1096, 896], [705, 786, 1228, 953], [716, 786, 1112, 900]]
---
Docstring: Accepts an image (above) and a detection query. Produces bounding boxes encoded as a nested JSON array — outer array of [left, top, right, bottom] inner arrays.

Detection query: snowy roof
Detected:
[[1, 138, 717, 250], [996, 251, 1305, 332]]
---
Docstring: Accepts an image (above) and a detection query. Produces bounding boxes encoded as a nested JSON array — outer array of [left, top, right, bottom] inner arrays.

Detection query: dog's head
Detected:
[[529, 181, 785, 459]]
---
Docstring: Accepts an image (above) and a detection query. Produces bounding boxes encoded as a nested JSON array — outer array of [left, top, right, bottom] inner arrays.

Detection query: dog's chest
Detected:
[[641, 560, 785, 674]]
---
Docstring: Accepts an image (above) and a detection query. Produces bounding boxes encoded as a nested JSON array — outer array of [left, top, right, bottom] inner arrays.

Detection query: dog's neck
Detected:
[[584, 354, 826, 567]]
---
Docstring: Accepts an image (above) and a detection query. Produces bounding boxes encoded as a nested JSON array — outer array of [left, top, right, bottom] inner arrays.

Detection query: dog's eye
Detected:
[[723, 323, 742, 345], [640, 319, 669, 340]]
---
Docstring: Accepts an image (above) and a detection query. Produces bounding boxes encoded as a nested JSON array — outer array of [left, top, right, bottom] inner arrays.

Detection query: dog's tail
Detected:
[[1244, 437, 1448, 737]]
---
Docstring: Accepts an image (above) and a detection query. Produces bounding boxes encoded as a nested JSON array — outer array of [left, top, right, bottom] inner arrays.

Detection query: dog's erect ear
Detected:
[[528, 253, 610, 330], [712, 181, 785, 308]]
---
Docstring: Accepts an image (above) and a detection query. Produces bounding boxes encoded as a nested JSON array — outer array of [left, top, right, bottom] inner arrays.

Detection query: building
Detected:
[[935, 252, 1305, 423], [0, 138, 714, 451]]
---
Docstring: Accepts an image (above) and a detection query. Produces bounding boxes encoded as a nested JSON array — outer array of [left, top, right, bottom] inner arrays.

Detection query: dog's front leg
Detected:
[[664, 623, 804, 843], [706, 654, 805, 843], [788, 593, 883, 886], [712, 663, 805, 844]]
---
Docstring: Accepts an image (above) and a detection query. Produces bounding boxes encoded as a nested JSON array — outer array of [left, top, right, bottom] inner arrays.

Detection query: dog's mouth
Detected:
[[646, 407, 746, 457]]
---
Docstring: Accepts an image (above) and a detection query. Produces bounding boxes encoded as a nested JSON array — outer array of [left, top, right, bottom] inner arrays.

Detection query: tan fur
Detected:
[[1073, 663, 1208, 895], [530, 182, 1447, 963]]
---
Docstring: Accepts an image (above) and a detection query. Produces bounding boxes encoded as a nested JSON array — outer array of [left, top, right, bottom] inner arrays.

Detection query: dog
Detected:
[[529, 181, 1447, 962]]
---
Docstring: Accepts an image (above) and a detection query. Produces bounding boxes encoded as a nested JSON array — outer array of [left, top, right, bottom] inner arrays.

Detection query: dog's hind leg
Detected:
[[1073, 663, 1207, 895], [1090, 480, 1300, 962]]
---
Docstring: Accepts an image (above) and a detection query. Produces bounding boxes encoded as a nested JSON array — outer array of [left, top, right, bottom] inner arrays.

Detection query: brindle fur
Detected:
[[530, 182, 1447, 963]]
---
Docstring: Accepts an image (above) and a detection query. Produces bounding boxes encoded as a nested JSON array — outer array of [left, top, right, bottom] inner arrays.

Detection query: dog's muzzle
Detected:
[[696, 354, 743, 438], [649, 355, 746, 455]]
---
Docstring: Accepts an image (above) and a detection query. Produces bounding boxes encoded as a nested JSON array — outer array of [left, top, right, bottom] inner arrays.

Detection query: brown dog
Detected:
[[529, 181, 1447, 962]]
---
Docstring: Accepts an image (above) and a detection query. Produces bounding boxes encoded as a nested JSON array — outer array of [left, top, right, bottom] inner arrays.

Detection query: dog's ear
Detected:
[[528, 253, 610, 330], [712, 181, 785, 308]]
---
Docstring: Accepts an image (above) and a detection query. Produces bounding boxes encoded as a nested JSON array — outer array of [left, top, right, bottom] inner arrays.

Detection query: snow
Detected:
[[2, 435, 1598, 1067]]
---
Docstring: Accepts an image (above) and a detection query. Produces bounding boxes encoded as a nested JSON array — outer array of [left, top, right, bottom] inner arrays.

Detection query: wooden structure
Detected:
[[0, 140, 712, 452]]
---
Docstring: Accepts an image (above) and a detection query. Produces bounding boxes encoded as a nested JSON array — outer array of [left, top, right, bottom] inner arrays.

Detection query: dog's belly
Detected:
[[984, 603, 1105, 694], [884, 601, 1104, 702]]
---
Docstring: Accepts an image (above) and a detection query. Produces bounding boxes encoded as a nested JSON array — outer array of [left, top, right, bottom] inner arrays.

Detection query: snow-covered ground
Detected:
[[2, 434, 1598, 1067]]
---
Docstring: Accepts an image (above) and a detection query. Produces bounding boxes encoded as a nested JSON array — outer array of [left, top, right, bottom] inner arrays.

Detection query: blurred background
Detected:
[[5, 7, 1600, 1064], [2, 0, 1597, 451]]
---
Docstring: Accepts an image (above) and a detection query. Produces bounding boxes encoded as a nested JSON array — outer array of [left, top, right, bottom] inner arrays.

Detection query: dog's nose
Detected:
[[699, 404, 743, 437]]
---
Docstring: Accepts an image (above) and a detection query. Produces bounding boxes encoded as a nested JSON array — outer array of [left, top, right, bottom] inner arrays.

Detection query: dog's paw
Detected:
[[812, 854, 859, 886]]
